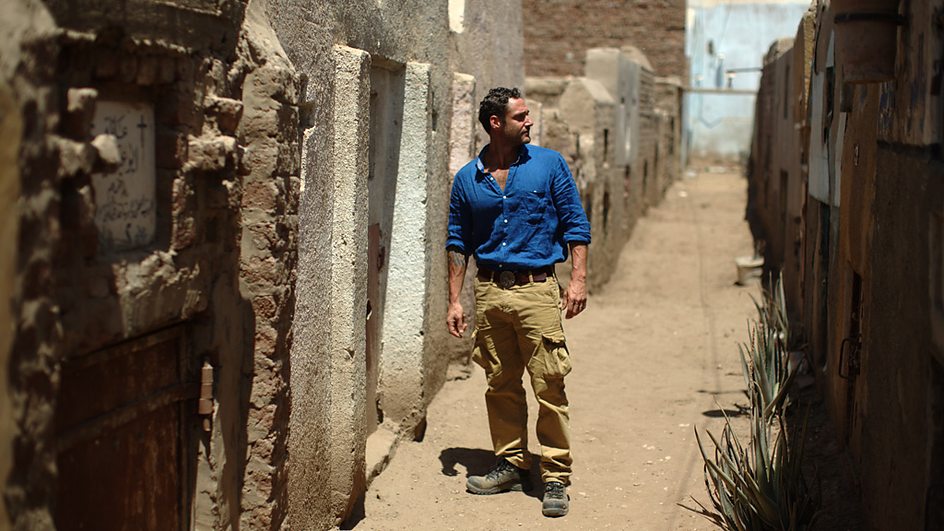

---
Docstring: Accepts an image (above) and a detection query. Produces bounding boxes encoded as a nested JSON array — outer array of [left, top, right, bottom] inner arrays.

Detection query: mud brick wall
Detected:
[[3, 2, 302, 528], [522, 0, 686, 80]]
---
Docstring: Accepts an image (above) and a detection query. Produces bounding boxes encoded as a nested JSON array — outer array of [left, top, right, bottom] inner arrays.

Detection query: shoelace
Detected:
[[545, 482, 565, 498], [486, 461, 513, 480]]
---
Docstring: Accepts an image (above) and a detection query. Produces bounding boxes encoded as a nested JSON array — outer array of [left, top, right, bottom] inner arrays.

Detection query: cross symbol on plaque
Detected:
[[137, 114, 148, 146]]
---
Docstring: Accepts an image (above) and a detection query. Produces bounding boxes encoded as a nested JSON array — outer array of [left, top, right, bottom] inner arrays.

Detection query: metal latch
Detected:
[[198, 360, 214, 432], [839, 335, 862, 380]]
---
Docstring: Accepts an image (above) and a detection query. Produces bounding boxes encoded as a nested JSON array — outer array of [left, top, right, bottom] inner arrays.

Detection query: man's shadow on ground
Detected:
[[439, 447, 543, 500]]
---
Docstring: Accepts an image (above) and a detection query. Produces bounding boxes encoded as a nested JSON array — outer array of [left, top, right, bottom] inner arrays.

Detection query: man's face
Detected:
[[500, 97, 533, 145]]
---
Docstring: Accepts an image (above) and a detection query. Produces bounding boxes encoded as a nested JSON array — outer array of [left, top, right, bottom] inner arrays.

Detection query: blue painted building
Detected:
[[686, 0, 811, 159]]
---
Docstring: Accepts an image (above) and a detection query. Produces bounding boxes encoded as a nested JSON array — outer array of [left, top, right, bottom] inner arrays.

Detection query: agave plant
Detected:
[[685, 411, 819, 530], [682, 271, 819, 530], [739, 322, 794, 422], [740, 273, 793, 421]]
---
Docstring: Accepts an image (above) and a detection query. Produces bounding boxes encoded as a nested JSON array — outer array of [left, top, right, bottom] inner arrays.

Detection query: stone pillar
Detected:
[[448, 73, 476, 177], [380, 62, 431, 426], [585, 48, 632, 167], [328, 44, 371, 519], [290, 45, 374, 524]]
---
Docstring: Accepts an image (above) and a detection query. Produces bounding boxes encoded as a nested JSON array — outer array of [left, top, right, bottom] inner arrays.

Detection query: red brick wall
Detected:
[[522, 0, 686, 80]]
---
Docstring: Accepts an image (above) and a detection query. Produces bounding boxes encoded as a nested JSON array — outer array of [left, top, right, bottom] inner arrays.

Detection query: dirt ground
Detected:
[[355, 169, 762, 530]]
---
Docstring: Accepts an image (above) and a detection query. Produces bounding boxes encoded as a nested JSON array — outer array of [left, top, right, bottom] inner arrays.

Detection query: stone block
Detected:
[[206, 95, 244, 135], [448, 72, 476, 176], [91, 134, 121, 168], [62, 88, 98, 139], [172, 216, 197, 250], [186, 135, 237, 172], [55, 137, 96, 178], [242, 180, 277, 211]]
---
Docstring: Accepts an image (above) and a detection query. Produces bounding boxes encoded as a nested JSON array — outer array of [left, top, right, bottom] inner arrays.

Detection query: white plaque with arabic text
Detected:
[[91, 100, 157, 253]]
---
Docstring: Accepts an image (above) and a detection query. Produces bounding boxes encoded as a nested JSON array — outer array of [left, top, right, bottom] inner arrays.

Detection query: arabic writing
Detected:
[[90, 101, 156, 252]]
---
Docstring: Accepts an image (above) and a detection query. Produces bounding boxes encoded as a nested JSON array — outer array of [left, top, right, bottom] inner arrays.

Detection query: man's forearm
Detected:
[[569, 243, 587, 282], [448, 248, 469, 303]]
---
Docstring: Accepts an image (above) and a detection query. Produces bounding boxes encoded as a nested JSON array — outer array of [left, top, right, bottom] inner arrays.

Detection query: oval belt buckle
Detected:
[[498, 270, 516, 289]]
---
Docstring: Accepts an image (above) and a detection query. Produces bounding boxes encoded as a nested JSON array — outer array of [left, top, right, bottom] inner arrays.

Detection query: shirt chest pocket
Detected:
[[522, 190, 548, 223]]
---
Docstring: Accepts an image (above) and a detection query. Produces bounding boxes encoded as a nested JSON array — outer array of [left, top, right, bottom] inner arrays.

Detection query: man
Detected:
[[446, 87, 590, 518]]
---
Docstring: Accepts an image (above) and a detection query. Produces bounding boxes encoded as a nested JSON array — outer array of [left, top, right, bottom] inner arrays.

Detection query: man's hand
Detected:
[[446, 301, 468, 338], [562, 277, 587, 319], [562, 242, 588, 319], [446, 247, 469, 337]]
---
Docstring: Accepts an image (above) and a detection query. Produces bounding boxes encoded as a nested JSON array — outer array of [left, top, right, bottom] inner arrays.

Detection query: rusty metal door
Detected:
[[55, 326, 195, 531]]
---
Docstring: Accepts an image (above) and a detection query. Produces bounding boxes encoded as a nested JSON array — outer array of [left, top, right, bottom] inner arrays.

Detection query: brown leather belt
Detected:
[[477, 266, 554, 289]]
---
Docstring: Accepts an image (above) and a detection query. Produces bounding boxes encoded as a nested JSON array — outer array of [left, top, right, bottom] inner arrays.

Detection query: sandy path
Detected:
[[355, 170, 758, 530]]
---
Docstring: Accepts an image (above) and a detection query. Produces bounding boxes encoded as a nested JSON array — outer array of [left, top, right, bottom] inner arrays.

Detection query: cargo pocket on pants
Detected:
[[540, 332, 572, 379]]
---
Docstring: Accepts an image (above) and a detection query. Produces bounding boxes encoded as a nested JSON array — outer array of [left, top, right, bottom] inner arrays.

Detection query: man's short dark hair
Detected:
[[478, 87, 522, 133]]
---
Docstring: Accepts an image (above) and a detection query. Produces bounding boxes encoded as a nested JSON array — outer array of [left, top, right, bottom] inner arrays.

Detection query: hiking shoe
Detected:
[[466, 459, 533, 495], [542, 481, 570, 517]]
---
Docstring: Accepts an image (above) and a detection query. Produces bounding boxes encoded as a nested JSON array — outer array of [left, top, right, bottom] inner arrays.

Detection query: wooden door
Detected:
[[55, 326, 195, 531]]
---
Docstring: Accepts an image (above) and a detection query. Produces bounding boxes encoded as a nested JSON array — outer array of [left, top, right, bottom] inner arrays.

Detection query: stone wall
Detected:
[[748, 0, 944, 527], [526, 47, 683, 292], [522, 0, 686, 81]]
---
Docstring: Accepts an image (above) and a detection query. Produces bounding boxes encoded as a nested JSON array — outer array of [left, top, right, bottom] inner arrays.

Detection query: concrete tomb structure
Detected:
[[749, 0, 944, 528]]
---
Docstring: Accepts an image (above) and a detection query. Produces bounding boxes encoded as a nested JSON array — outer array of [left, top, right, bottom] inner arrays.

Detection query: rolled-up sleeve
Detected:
[[446, 175, 471, 253], [551, 155, 591, 244]]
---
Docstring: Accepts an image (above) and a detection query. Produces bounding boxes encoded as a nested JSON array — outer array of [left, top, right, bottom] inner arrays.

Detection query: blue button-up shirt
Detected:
[[447, 144, 591, 270]]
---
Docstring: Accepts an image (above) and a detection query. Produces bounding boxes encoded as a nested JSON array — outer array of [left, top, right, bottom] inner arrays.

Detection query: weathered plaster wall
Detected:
[[750, 37, 806, 325], [231, 4, 303, 526], [449, 0, 525, 148], [749, 0, 944, 527]]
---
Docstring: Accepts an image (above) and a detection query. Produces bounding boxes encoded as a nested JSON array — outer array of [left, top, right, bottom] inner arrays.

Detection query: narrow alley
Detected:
[[5, 1, 942, 529], [358, 167, 758, 530]]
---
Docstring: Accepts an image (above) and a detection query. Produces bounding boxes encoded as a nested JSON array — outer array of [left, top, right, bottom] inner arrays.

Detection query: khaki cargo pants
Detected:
[[471, 273, 573, 485]]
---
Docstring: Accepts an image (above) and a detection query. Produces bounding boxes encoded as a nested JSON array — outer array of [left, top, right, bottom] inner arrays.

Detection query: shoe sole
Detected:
[[542, 496, 570, 517], [466, 482, 533, 495]]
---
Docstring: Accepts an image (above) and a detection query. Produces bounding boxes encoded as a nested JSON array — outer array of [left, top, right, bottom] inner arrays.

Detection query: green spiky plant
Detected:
[[740, 275, 795, 422], [682, 273, 820, 530]]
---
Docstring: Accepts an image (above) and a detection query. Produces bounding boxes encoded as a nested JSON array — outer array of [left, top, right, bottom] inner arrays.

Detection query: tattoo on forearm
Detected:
[[448, 250, 468, 268]]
